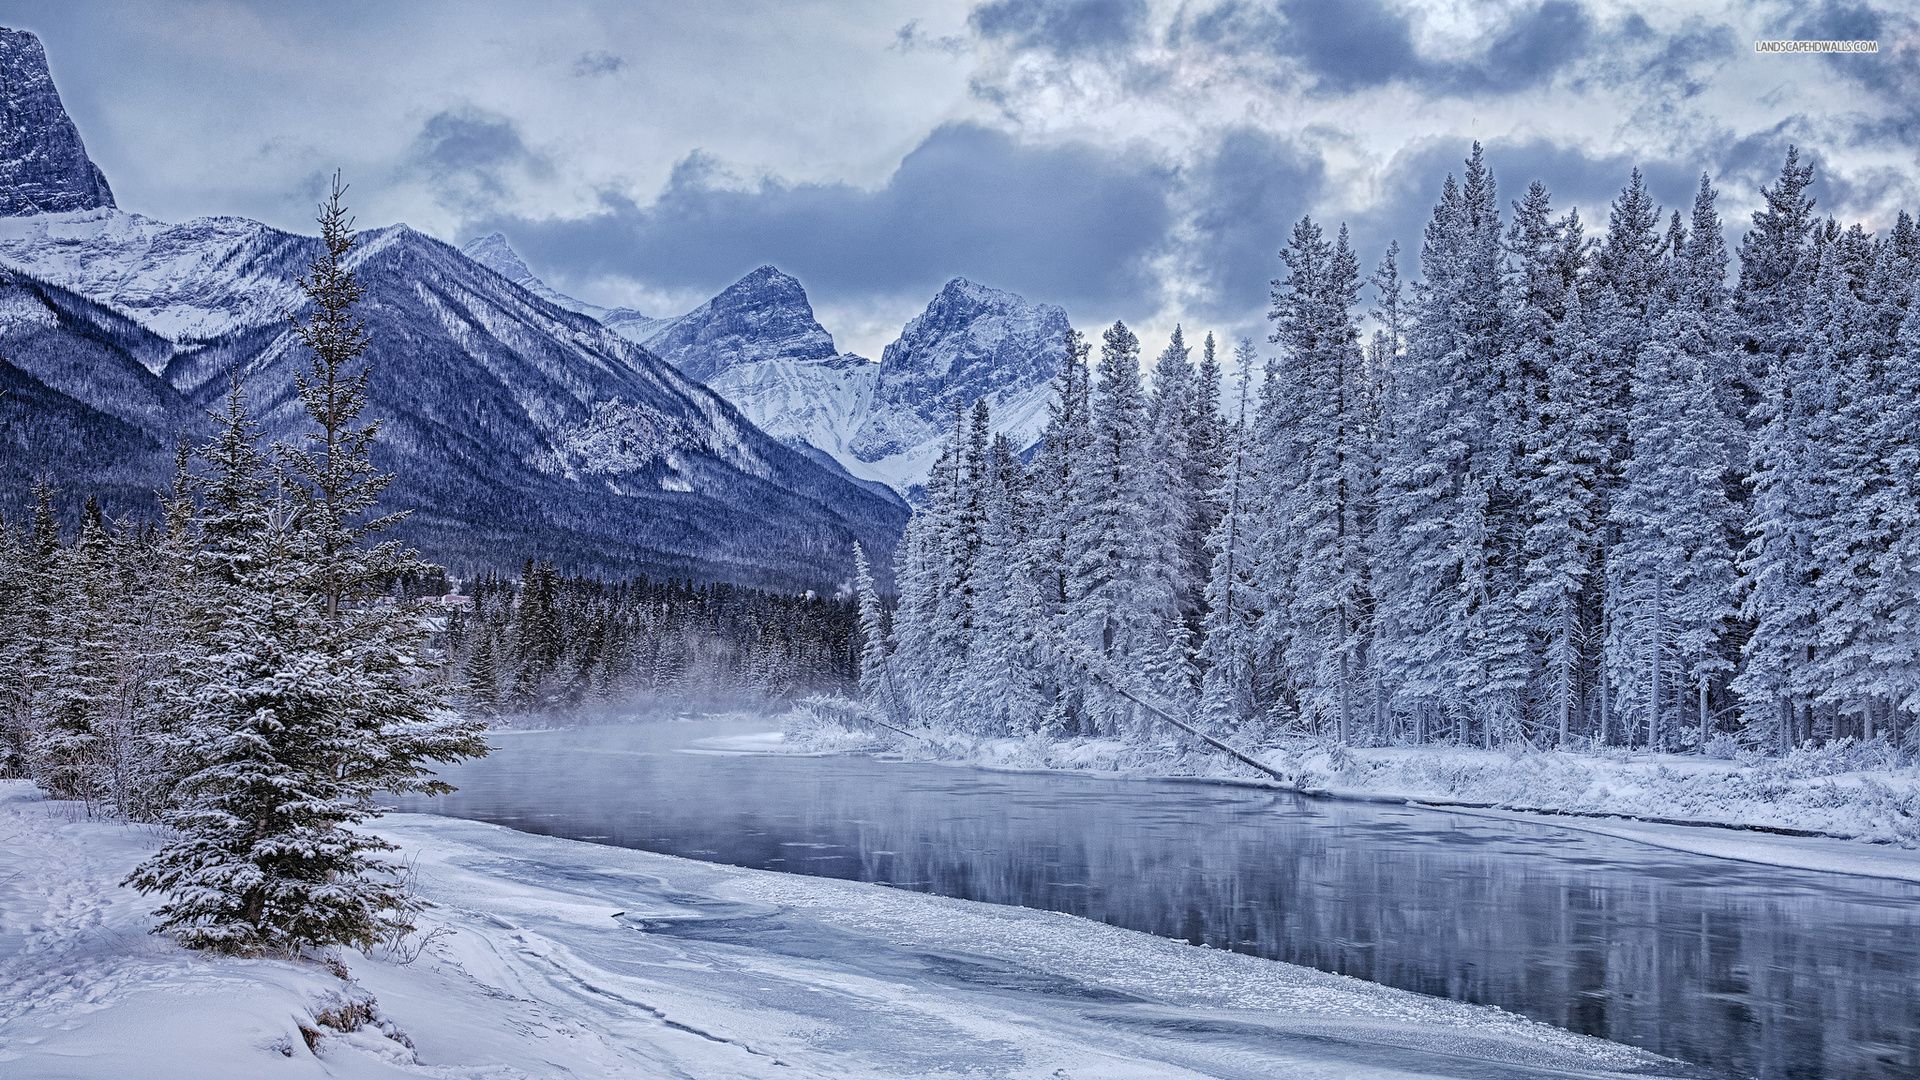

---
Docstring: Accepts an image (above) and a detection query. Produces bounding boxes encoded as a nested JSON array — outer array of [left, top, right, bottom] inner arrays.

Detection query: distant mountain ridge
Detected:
[[0, 28, 905, 591], [464, 238, 1072, 495]]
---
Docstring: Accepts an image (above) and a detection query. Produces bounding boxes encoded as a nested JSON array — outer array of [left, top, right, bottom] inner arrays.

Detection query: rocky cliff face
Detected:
[[638, 265, 839, 382], [0, 28, 114, 216], [850, 277, 1069, 465]]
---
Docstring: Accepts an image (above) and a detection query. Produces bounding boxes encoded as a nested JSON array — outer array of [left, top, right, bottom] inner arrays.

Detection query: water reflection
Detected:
[[400, 720, 1920, 1080]]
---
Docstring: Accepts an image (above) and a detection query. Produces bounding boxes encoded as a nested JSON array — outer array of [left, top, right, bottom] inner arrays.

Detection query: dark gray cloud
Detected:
[[1784, 2, 1920, 142], [1624, 15, 1735, 99], [969, 0, 1149, 57], [1476, 1, 1594, 90], [1186, 127, 1326, 318], [571, 51, 626, 77], [480, 122, 1173, 313], [1173, 0, 1600, 95], [409, 106, 551, 212]]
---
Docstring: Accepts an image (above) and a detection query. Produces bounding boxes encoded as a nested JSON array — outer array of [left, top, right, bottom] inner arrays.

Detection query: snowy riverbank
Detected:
[[0, 779, 1683, 1079], [771, 713, 1920, 873]]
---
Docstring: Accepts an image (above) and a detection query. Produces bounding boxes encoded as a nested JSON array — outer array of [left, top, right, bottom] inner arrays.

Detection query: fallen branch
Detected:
[[1051, 635, 1292, 785]]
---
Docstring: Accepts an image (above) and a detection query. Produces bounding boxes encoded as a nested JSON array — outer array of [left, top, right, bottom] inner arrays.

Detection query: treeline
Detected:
[[450, 564, 860, 714], [871, 146, 1920, 755]]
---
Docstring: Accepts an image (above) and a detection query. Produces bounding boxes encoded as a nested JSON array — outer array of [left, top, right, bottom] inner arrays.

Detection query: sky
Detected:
[[3, 0, 1914, 359]]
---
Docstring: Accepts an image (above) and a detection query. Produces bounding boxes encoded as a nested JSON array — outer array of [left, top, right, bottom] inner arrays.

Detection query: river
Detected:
[[397, 716, 1920, 1079]]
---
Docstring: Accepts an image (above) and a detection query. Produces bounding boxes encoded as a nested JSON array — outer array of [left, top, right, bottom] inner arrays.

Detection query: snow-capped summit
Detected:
[[637, 264, 840, 382], [601, 270, 1070, 496], [440, 242, 1068, 497], [852, 277, 1069, 462], [459, 231, 608, 320], [0, 28, 114, 216]]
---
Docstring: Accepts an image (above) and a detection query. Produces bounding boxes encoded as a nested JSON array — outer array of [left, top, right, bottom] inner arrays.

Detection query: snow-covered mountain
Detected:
[[633, 265, 842, 382], [459, 231, 607, 319], [471, 237, 1071, 495], [848, 277, 1069, 489], [0, 29, 114, 217], [0, 30, 905, 591]]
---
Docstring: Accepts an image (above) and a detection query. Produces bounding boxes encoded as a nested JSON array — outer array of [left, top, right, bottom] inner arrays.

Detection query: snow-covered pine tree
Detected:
[[890, 405, 969, 721], [1804, 222, 1886, 737], [1142, 327, 1200, 705], [463, 624, 501, 716], [126, 384, 409, 954], [1186, 331, 1230, 623], [35, 497, 114, 803], [968, 436, 1046, 731], [0, 513, 25, 776], [1607, 176, 1741, 749], [852, 542, 893, 714], [1198, 345, 1260, 732], [1373, 147, 1504, 743], [1810, 222, 1920, 742], [1736, 147, 1819, 427], [1734, 233, 1841, 751], [1026, 330, 1094, 731], [1842, 269, 1920, 742], [282, 173, 485, 799], [3, 487, 62, 775], [1068, 321, 1164, 733], [1507, 182, 1599, 745], [1260, 217, 1370, 743], [934, 400, 993, 723]]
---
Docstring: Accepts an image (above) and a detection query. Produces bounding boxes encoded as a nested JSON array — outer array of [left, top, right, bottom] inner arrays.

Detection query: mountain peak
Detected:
[[643, 265, 836, 381], [848, 278, 1069, 467], [0, 27, 115, 217], [461, 231, 534, 277], [457, 230, 606, 319], [728, 264, 801, 293]]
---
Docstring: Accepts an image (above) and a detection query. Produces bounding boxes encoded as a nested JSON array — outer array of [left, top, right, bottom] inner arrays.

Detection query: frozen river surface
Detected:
[[401, 718, 1920, 1079]]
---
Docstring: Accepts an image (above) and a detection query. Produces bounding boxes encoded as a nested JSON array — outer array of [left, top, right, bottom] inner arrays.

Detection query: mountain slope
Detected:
[[460, 231, 607, 320], [514, 246, 1071, 495], [0, 211, 906, 588], [847, 277, 1068, 490]]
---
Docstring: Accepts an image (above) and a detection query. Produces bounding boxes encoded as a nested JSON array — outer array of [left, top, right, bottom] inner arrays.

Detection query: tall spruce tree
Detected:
[[127, 386, 408, 953]]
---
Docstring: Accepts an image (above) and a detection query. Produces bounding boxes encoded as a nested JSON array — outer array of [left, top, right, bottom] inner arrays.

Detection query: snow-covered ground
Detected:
[[774, 713, 1920, 876], [0, 779, 1684, 1079]]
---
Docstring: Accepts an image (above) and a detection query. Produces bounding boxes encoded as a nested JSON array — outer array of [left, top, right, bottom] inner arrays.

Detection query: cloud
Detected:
[[479, 122, 1174, 314], [408, 107, 551, 212], [1174, 0, 1607, 96], [968, 0, 1150, 58], [571, 50, 626, 77], [1185, 127, 1327, 317], [892, 20, 967, 55]]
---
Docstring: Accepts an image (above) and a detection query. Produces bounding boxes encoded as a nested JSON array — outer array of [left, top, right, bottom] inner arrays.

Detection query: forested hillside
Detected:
[[873, 146, 1920, 757]]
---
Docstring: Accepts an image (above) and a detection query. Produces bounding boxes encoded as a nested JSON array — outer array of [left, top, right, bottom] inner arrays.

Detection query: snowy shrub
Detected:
[[1701, 733, 1743, 760]]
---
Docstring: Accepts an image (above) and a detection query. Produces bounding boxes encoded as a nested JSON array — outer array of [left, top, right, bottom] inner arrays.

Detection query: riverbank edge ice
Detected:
[[0, 779, 1681, 1079]]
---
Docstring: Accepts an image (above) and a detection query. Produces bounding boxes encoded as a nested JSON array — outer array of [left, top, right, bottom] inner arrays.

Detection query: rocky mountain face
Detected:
[[847, 277, 1070, 488], [633, 265, 841, 383], [474, 236, 1073, 497], [0, 30, 904, 591], [0, 29, 113, 216], [460, 231, 607, 320]]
